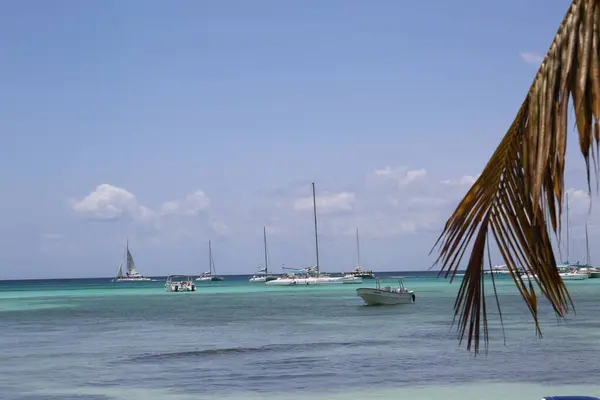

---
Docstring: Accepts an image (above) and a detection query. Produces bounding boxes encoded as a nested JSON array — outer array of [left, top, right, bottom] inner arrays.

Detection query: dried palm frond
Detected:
[[432, 0, 600, 354]]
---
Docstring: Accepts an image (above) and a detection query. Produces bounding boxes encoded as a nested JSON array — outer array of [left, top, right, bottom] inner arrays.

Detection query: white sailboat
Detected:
[[521, 193, 588, 280], [249, 227, 277, 282], [196, 240, 224, 281], [112, 240, 151, 282], [559, 193, 588, 280], [341, 228, 368, 283], [578, 222, 599, 277], [266, 182, 345, 286]]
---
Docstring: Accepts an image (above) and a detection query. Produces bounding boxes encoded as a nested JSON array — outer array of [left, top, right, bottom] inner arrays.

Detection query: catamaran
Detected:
[[112, 240, 151, 282], [196, 240, 224, 281], [249, 227, 278, 282], [265, 182, 352, 286]]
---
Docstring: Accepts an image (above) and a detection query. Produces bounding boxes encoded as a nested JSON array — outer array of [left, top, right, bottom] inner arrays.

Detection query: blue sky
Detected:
[[1, 0, 594, 279]]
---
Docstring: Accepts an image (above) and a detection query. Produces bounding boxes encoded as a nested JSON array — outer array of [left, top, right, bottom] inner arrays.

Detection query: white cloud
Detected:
[[441, 174, 478, 186], [520, 52, 543, 65], [71, 184, 209, 221], [160, 190, 210, 216], [210, 219, 229, 236], [566, 188, 591, 216], [293, 192, 356, 214], [373, 166, 427, 185], [70, 184, 153, 221]]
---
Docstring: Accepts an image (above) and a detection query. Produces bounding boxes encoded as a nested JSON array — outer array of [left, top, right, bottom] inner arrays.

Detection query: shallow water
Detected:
[[1, 273, 599, 399]]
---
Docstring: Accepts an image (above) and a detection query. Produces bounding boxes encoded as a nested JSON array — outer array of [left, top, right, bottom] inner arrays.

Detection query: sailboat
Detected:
[[249, 227, 278, 282], [580, 223, 600, 278], [344, 228, 375, 279], [557, 193, 588, 280], [265, 183, 346, 286], [112, 240, 151, 282], [196, 240, 224, 281]]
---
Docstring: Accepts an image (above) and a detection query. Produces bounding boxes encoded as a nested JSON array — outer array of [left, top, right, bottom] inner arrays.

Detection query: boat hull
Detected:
[[265, 277, 345, 286], [196, 276, 224, 281], [249, 276, 278, 283], [112, 277, 152, 282], [342, 276, 363, 284], [560, 273, 589, 280], [589, 272, 600, 278], [356, 288, 415, 305]]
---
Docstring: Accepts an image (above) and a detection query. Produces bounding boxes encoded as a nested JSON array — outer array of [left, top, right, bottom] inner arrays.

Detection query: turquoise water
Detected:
[[1, 272, 600, 399]]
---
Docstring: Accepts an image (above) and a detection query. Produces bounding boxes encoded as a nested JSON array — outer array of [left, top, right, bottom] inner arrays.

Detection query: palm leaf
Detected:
[[432, 0, 600, 354]]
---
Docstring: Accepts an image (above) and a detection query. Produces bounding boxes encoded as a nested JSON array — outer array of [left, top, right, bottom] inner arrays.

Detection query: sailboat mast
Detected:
[[263, 227, 268, 275], [356, 227, 361, 267], [208, 240, 213, 274], [312, 182, 320, 276], [566, 192, 570, 262], [586, 222, 590, 266]]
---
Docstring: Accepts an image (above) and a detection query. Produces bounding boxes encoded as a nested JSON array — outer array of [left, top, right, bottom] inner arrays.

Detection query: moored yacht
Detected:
[[343, 228, 375, 279], [249, 227, 278, 283], [265, 182, 349, 287], [196, 240, 224, 282]]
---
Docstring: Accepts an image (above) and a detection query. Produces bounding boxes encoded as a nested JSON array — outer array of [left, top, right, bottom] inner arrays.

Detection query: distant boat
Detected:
[[344, 228, 375, 279], [249, 227, 278, 283], [196, 240, 224, 282], [266, 182, 347, 286], [112, 240, 151, 282], [581, 223, 600, 278]]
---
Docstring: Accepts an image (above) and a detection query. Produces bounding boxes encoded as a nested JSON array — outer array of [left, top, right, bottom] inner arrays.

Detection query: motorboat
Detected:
[[165, 275, 196, 292], [356, 277, 415, 306], [249, 227, 278, 283], [560, 270, 589, 280], [112, 240, 152, 282], [196, 240, 224, 282]]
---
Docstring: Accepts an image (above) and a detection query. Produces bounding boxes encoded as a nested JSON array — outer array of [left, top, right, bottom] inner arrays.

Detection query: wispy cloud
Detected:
[[520, 52, 543, 65]]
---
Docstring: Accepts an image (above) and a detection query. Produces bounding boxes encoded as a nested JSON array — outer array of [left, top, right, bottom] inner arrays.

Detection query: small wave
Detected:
[[129, 339, 396, 362]]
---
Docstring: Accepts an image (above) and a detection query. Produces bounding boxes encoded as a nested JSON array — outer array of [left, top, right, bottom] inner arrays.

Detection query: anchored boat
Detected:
[[356, 277, 415, 306]]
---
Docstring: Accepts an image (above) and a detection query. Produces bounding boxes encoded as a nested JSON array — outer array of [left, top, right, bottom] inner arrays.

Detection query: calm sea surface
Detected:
[[1, 271, 599, 399]]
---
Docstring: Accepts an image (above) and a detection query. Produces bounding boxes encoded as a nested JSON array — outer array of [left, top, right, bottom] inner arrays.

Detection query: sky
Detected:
[[0, 0, 596, 279]]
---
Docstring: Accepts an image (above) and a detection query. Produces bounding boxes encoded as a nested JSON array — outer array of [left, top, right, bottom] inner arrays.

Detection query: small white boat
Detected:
[[165, 275, 196, 292], [356, 277, 415, 306], [560, 271, 589, 280]]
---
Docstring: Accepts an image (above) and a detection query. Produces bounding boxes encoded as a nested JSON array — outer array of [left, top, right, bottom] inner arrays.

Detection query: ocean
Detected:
[[1, 272, 599, 399]]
